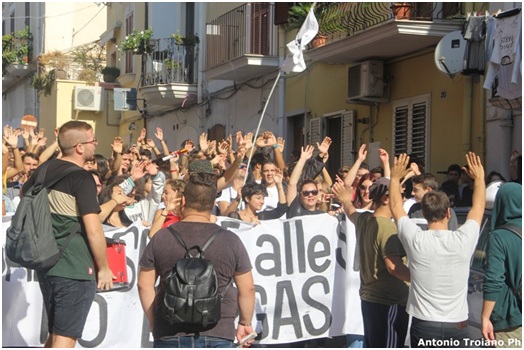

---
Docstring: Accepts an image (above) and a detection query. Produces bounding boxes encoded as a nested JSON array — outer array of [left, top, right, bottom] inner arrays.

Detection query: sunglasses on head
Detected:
[[301, 190, 319, 196]]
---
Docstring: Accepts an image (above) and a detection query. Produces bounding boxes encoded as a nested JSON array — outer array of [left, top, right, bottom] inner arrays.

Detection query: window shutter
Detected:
[[392, 94, 430, 167], [341, 111, 355, 166], [309, 117, 322, 146], [251, 3, 270, 55], [274, 3, 292, 25]]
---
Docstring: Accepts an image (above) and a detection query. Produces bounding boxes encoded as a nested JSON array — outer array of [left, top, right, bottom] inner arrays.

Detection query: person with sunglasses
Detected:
[[286, 145, 328, 219]]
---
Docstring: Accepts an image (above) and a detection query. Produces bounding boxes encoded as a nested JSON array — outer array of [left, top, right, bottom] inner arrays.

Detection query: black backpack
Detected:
[[5, 161, 81, 270], [497, 223, 522, 302], [162, 227, 232, 327]]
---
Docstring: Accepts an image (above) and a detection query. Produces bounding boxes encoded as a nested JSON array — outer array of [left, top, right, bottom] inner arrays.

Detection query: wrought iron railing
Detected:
[[206, 3, 275, 70], [140, 37, 198, 87], [314, 2, 464, 43]]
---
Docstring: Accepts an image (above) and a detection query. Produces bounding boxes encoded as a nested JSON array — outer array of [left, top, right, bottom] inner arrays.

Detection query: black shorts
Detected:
[[38, 274, 96, 339]]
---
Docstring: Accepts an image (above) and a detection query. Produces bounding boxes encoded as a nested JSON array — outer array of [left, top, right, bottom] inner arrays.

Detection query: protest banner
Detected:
[[2, 214, 363, 347]]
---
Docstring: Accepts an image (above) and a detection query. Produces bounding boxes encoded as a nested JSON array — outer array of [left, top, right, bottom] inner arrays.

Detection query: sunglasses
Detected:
[[359, 185, 371, 191], [239, 164, 247, 169], [301, 190, 319, 196]]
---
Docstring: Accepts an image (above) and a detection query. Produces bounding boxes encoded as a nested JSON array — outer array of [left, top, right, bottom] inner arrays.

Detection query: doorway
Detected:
[[326, 116, 341, 179]]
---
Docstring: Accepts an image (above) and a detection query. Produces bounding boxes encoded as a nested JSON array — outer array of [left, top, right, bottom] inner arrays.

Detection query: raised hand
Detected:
[[236, 131, 245, 148], [145, 161, 159, 176], [357, 143, 367, 163], [300, 145, 315, 160], [379, 148, 389, 164], [277, 137, 285, 153], [217, 140, 229, 154], [317, 136, 332, 155], [37, 137, 48, 148], [464, 152, 484, 181], [244, 132, 254, 151], [154, 127, 164, 141], [273, 168, 284, 185], [111, 137, 123, 154], [137, 128, 147, 144], [146, 138, 156, 149], [391, 154, 411, 180], [199, 132, 209, 152]]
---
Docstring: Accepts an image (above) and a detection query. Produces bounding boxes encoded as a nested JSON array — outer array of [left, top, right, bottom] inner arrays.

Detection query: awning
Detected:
[[100, 22, 122, 46]]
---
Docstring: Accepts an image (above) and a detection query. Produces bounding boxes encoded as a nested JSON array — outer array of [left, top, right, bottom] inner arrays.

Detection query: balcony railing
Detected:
[[206, 3, 275, 70], [315, 2, 464, 44], [141, 37, 197, 87]]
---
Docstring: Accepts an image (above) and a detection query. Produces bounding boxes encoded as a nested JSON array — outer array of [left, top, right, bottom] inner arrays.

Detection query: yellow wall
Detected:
[[285, 51, 485, 182], [39, 80, 121, 158]]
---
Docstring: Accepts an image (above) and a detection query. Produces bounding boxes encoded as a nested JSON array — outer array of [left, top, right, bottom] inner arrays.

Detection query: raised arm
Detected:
[[379, 148, 391, 178], [332, 176, 356, 217], [287, 145, 314, 205], [464, 151, 486, 226], [155, 127, 170, 155], [344, 143, 367, 187], [110, 136, 123, 174], [390, 154, 411, 223]]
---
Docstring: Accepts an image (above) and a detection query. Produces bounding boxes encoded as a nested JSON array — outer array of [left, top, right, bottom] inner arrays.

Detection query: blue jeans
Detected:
[[410, 318, 468, 348], [154, 335, 233, 348]]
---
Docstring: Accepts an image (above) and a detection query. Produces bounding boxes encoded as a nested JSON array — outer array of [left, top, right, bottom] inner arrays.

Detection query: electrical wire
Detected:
[[72, 5, 105, 37]]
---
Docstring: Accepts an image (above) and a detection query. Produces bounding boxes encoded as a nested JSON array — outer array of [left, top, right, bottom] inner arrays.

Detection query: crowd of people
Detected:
[[2, 121, 522, 348]]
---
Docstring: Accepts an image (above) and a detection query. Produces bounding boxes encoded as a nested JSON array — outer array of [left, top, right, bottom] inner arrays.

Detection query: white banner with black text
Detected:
[[2, 214, 363, 347]]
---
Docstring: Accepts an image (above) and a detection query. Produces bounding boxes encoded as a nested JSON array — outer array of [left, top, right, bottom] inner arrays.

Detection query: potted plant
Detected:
[[286, 3, 339, 49], [392, 2, 413, 20], [120, 28, 155, 55], [71, 41, 105, 83], [171, 33, 200, 47], [101, 66, 120, 83], [37, 50, 70, 79], [2, 27, 31, 74], [31, 69, 56, 96]]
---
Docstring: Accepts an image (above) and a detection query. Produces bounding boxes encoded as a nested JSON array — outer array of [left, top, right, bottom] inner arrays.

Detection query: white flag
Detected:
[[281, 4, 319, 74]]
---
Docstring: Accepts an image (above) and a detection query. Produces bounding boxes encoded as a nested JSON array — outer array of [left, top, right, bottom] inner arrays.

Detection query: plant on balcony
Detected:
[[2, 27, 31, 74], [37, 50, 70, 79], [101, 66, 120, 83], [391, 2, 413, 20], [286, 3, 341, 48], [120, 28, 155, 54], [71, 41, 105, 83], [31, 69, 56, 96], [171, 33, 200, 47]]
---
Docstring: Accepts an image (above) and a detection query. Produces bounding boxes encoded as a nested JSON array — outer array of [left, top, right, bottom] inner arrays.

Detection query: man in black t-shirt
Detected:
[[138, 172, 255, 348], [22, 121, 113, 348]]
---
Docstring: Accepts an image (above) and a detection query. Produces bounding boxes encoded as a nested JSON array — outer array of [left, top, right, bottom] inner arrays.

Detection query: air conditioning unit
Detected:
[[347, 60, 384, 100], [74, 86, 104, 111]]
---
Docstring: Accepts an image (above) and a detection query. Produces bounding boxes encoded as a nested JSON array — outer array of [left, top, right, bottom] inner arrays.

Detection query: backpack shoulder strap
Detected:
[[497, 223, 522, 239], [201, 228, 224, 252], [167, 226, 189, 251]]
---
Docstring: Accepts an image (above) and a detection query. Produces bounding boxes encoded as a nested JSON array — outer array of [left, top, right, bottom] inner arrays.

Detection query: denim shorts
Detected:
[[154, 335, 233, 348], [38, 274, 96, 339]]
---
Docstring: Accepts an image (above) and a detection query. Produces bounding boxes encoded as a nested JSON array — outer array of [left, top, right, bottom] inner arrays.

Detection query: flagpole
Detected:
[[243, 70, 282, 185]]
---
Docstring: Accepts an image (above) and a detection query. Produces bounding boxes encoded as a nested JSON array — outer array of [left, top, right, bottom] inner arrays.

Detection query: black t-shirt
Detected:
[[286, 197, 324, 219], [139, 221, 252, 341], [22, 158, 100, 280]]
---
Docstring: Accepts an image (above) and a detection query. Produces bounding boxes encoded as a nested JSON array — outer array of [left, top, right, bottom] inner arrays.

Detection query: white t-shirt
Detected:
[[216, 186, 245, 211], [397, 216, 480, 322], [261, 185, 279, 211]]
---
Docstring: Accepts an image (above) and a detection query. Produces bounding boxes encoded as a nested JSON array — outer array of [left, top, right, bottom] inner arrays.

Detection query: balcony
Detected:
[[307, 2, 465, 64], [2, 29, 35, 92], [138, 37, 198, 109], [205, 3, 280, 82]]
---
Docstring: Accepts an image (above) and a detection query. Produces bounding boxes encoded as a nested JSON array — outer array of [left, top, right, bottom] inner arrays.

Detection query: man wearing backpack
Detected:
[[21, 121, 113, 348], [481, 182, 522, 348], [138, 171, 255, 348]]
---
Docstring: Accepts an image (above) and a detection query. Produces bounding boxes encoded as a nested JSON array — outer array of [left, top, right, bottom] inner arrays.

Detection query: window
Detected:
[[10, 11, 15, 33], [392, 94, 430, 166], [125, 13, 134, 73]]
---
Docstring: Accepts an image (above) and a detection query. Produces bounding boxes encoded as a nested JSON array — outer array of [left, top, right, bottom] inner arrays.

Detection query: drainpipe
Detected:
[[196, 2, 205, 134], [462, 76, 473, 155], [277, 24, 286, 158], [461, 2, 474, 156]]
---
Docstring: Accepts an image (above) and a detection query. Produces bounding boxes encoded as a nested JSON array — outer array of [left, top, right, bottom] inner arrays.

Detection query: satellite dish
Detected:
[[434, 31, 466, 78]]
